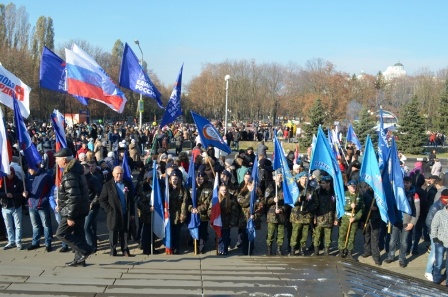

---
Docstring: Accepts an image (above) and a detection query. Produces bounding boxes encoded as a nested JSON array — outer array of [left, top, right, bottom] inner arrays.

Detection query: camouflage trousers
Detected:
[[313, 225, 333, 248], [290, 223, 309, 248], [266, 222, 284, 246], [338, 217, 358, 251]]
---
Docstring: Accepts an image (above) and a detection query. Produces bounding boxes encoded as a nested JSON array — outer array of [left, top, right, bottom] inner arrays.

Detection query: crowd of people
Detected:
[[0, 120, 446, 287]]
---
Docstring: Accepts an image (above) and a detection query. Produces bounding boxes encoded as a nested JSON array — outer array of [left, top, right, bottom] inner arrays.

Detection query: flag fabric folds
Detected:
[[191, 111, 231, 154], [378, 108, 389, 170], [272, 137, 299, 207], [247, 155, 258, 241], [13, 95, 41, 170], [186, 154, 195, 189], [309, 126, 345, 218], [151, 161, 165, 240], [381, 150, 398, 225], [187, 169, 200, 241], [160, 64, 184, 128], [164, 174, 172, 254], [119, 43, 163, 108], [389, 138, 411, 214], [0, 64, 31, 118], [360, 135, 389, 223], [65, 44, 127, 113], [122, 151, 135, 195], [0, 107, 11, 177], [51, 109, 67, 150], [346, 123, 362, 151], [209, 174, 222, 237], [40, 46, 88, 105], [51, 109, 67, 187]]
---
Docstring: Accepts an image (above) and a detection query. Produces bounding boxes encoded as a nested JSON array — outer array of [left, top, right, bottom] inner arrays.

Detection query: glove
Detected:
[[433, 237, 443, 245]]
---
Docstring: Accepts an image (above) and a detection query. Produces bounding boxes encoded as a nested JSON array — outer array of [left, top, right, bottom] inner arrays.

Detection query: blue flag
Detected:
[[39, 46, 88, 105], [164, 174, 172, 254], [273, 137, 299, 207], [360, 135, 389, 223], [186, 153, 195, 189], [191, 111, 231, 154], [389, 138, 411, 214], [378, 108, 389, 171], [247, 155, 258, 241], [13, 95, 42, 170], [381, 150, 398, 225], [187, 169, 200, 241], [122, 150, 134, 195], [160, 64, 183, 128], [346, 123, 362, 150], [119, 42, 163, 108], [151, 161, 165, 240], [310, 126, 345, 218]]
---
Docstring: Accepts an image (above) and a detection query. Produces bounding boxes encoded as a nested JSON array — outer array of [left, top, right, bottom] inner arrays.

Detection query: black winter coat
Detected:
[[0, 175, 24, 209], [58, 159, 90, 220], [99, 178, 135, 232]]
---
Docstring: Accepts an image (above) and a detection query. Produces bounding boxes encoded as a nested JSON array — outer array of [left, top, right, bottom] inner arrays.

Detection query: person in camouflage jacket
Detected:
[[313, 175, 337, 256], [166, 169, 189, 254], [237, 171, 264, 255], [290, 172, 318, 256], [264, 173, 287, 256], [337, 180, 365, 260], [189, 172, 212, 253], [208, 184, 240, 255]]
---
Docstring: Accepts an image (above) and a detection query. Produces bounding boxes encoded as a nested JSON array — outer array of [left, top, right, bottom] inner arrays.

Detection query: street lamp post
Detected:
[[224, 75, 231, 136], [134, 39, 144, 130]]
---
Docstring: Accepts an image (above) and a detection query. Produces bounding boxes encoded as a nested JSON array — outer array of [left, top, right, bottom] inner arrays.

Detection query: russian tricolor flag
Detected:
[[65, 44, 127, 113], [209, 174, 222, 237]]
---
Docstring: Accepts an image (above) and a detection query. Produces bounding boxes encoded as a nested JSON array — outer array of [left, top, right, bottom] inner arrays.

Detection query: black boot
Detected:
[[276, 246, 282, 256], [313, 247, 319, 256], [289, 247, 296, 256], [266, 245, 272, 256], [346, 250, 358, 262], [337, 250, 344, 258], [299, 247, 306, 256], [324, 247, 329, 256]]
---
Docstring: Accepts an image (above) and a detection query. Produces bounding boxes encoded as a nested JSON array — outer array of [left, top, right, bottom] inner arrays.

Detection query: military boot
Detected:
[[266, 245, 272, 256], [324, 247, 330, 256], [299, 247, 306, 256], [289, 247, 296, 256], [337, 250, 344, 258], [346, 250, 358, 262], [313, 247, 319, 256], [276, 246, 282, 256]]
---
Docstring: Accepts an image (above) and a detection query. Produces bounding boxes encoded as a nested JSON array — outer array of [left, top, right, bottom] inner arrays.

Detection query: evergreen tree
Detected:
[[353, 106, 377, 148], [302, 98, 326, 146], [397, 96, 426, 154], [437, 79, 448, 135]]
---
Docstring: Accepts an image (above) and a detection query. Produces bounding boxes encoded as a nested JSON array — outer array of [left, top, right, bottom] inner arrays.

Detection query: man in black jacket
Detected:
[[54, 148, 92, 267], [99, 166, 135, 257]]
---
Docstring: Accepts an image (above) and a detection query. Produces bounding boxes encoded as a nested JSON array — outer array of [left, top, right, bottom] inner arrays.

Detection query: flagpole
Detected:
[[151, 205, 154, 256]]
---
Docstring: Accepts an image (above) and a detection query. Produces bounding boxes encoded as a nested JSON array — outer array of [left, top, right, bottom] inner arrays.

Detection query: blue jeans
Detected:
[[84, 205, 99, 250], [54, 212, 68, 249], [433, 242, 448, 285], [2, 207, 22, 245], [426, 237, 435, 274], [387, 224, 409, 263], [29, 207, 52, 246]]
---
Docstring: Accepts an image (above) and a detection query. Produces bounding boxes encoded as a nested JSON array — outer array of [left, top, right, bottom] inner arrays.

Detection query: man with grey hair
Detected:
[[54, 148, 92, 267]]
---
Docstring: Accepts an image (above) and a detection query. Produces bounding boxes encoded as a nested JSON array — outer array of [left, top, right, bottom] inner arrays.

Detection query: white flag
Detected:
[[0, 65, 31, 118]]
